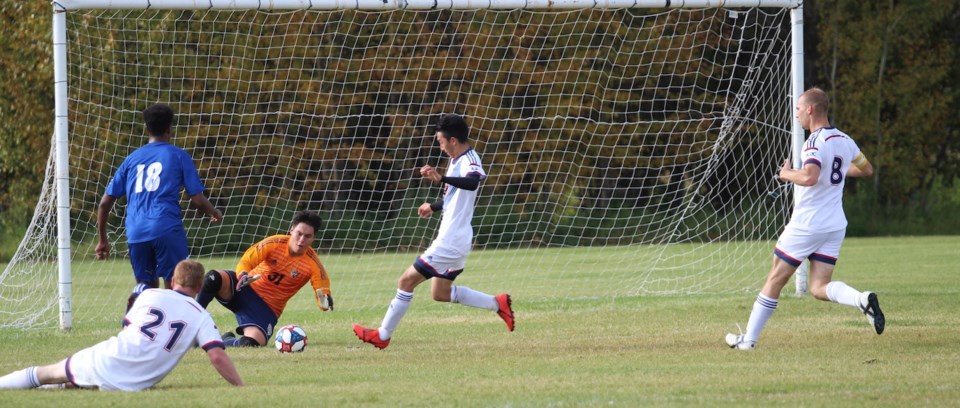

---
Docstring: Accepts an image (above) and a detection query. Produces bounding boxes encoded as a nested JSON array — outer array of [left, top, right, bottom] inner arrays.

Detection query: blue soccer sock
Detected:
[[223, 337, 243, 347], [133, 282, 150, 295], [223, 336, 259, 347]]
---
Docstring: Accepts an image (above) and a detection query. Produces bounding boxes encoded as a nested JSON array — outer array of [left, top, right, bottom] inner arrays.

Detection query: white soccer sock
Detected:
[[379, 289, 413, 341], [450, 286, 499, 310], [744, 294, 778, 344], [0, 367, 40, 389], [826, 281, 862, 308]]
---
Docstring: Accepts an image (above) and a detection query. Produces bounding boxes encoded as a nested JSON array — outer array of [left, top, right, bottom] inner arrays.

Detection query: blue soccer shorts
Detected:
[[218, 272, 277, 340], [128, 230, 188, 283]]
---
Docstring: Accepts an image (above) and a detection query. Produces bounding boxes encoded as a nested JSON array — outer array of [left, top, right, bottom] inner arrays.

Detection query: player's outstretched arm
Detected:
[[95, 194, 117, 260], [206, 347, 244, 386], [189, 193, 223, 223], [311, 263, 334, 311], [316, 289, 334, 311]]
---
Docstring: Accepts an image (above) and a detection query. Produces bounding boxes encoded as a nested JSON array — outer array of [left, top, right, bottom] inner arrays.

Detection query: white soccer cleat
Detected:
[[858, 291, 885, 335], [725, 333, 755, 350]]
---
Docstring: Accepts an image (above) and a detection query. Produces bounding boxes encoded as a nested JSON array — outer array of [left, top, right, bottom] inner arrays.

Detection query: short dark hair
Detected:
[[143, 104, 175, 137], [291, 210, 322, 232], [436, 113, 469, 143]]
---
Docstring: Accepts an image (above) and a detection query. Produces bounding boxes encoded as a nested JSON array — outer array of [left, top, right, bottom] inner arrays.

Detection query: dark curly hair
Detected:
[[291, 210, 322, 231]]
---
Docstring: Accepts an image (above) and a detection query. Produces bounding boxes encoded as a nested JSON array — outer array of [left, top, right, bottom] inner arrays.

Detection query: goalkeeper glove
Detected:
[[318, 290, 334, 311]]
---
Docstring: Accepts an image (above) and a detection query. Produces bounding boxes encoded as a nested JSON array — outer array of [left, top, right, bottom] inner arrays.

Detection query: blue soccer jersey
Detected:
[[105, 142, 205, 243]]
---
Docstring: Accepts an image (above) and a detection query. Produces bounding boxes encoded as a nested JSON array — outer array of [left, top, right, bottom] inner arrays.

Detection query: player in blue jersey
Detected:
[[96, 104, 223, 311]]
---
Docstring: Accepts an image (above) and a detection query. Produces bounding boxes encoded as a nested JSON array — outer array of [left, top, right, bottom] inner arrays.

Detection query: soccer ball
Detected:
[[274, 324, 307, 353]]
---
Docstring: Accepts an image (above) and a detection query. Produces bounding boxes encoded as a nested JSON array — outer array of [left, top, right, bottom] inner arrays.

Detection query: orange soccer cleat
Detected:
[[353, 324, 391, 350], [495, 293, 515, 332]]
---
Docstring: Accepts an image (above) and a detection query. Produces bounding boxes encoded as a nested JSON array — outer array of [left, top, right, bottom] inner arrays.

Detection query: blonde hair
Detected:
[[172, 260, 205, 289], [801, 87, 830, 117]]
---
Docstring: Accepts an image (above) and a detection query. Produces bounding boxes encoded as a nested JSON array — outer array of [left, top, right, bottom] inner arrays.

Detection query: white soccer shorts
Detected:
[[773, 227, 845, 266]]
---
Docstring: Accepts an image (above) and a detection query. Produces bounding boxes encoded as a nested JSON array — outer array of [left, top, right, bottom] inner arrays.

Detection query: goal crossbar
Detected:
[[54, 0, 802, 11]]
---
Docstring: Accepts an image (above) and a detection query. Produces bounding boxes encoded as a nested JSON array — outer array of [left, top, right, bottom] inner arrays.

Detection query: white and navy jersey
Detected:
[[68, 289, 224, 391], [434, 148, 486, 254], [788, 127, 866, 233]]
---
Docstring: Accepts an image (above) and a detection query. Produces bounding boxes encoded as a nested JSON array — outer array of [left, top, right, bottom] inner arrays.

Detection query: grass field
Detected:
[[0, 236, 958, 406]]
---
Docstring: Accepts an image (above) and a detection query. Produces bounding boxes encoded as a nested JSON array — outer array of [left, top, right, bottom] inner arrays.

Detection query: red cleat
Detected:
[[353, 324, 390, 350], [495, 293, 514, 332]]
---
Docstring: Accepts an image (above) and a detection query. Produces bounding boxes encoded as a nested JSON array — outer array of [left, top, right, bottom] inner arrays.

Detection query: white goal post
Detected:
[[5, 0, 803, 330]]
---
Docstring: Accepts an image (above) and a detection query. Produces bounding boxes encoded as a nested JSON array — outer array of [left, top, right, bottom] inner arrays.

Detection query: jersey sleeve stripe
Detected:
[[257, 236, 289, 249], [307, 252, 328, 280], [201, 340, 226, 351], [65, 355, 80, 388], [804, 158, 822, 167]]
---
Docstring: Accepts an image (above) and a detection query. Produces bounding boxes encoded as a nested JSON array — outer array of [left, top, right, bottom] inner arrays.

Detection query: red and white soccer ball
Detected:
[[274, 324, 307, 353]]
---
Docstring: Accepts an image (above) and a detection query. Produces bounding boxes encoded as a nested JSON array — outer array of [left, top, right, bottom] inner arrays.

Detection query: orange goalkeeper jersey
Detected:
[[236, 235, 331, 317]]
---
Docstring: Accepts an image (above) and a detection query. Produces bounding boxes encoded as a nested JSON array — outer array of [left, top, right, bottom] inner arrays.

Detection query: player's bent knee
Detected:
[[810, 287, 830, 301], [201, 270, 223, 294]]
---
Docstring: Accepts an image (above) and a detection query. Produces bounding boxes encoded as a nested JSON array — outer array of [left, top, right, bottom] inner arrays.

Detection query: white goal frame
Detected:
[[49, 0, 805, 330]]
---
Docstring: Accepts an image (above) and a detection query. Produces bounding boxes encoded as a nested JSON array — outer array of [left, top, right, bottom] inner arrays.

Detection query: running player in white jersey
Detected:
[[353, 113, 514, 350], [0, 260, 244, 390], [725, 87, 885, 350]]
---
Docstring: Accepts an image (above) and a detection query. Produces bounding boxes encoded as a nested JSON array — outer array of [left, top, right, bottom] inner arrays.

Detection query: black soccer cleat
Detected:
[[859, 291, 885, 335]]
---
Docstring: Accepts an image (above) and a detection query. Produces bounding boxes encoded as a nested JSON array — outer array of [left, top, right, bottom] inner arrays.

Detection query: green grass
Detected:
[[1, 236, 959, 406]]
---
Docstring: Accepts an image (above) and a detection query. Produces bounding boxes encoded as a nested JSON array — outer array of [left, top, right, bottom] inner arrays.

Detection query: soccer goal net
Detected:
[[2, 0, 802, 329]]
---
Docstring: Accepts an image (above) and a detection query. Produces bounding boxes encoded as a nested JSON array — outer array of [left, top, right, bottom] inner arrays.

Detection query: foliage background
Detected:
[[1, 1, 958, 261]]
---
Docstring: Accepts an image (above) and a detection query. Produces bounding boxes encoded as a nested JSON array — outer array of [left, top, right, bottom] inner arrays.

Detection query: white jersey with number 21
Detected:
[[67, 289, 223, 391]]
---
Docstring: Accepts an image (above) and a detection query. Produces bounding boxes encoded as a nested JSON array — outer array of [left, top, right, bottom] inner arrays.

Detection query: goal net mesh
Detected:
[[1, 7, 794, 328]]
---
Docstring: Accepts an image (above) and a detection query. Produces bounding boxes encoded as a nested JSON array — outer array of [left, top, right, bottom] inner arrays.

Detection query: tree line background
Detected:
[[1, 1, 958, 261]]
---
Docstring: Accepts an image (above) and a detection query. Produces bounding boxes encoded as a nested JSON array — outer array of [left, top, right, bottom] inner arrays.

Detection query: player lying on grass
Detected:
[[196, 210, 333, 347], [0, 260, 243, 390]]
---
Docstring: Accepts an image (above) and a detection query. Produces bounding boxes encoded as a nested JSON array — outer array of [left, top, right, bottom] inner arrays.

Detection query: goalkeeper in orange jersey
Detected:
[[195, 210, 333, 347]]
